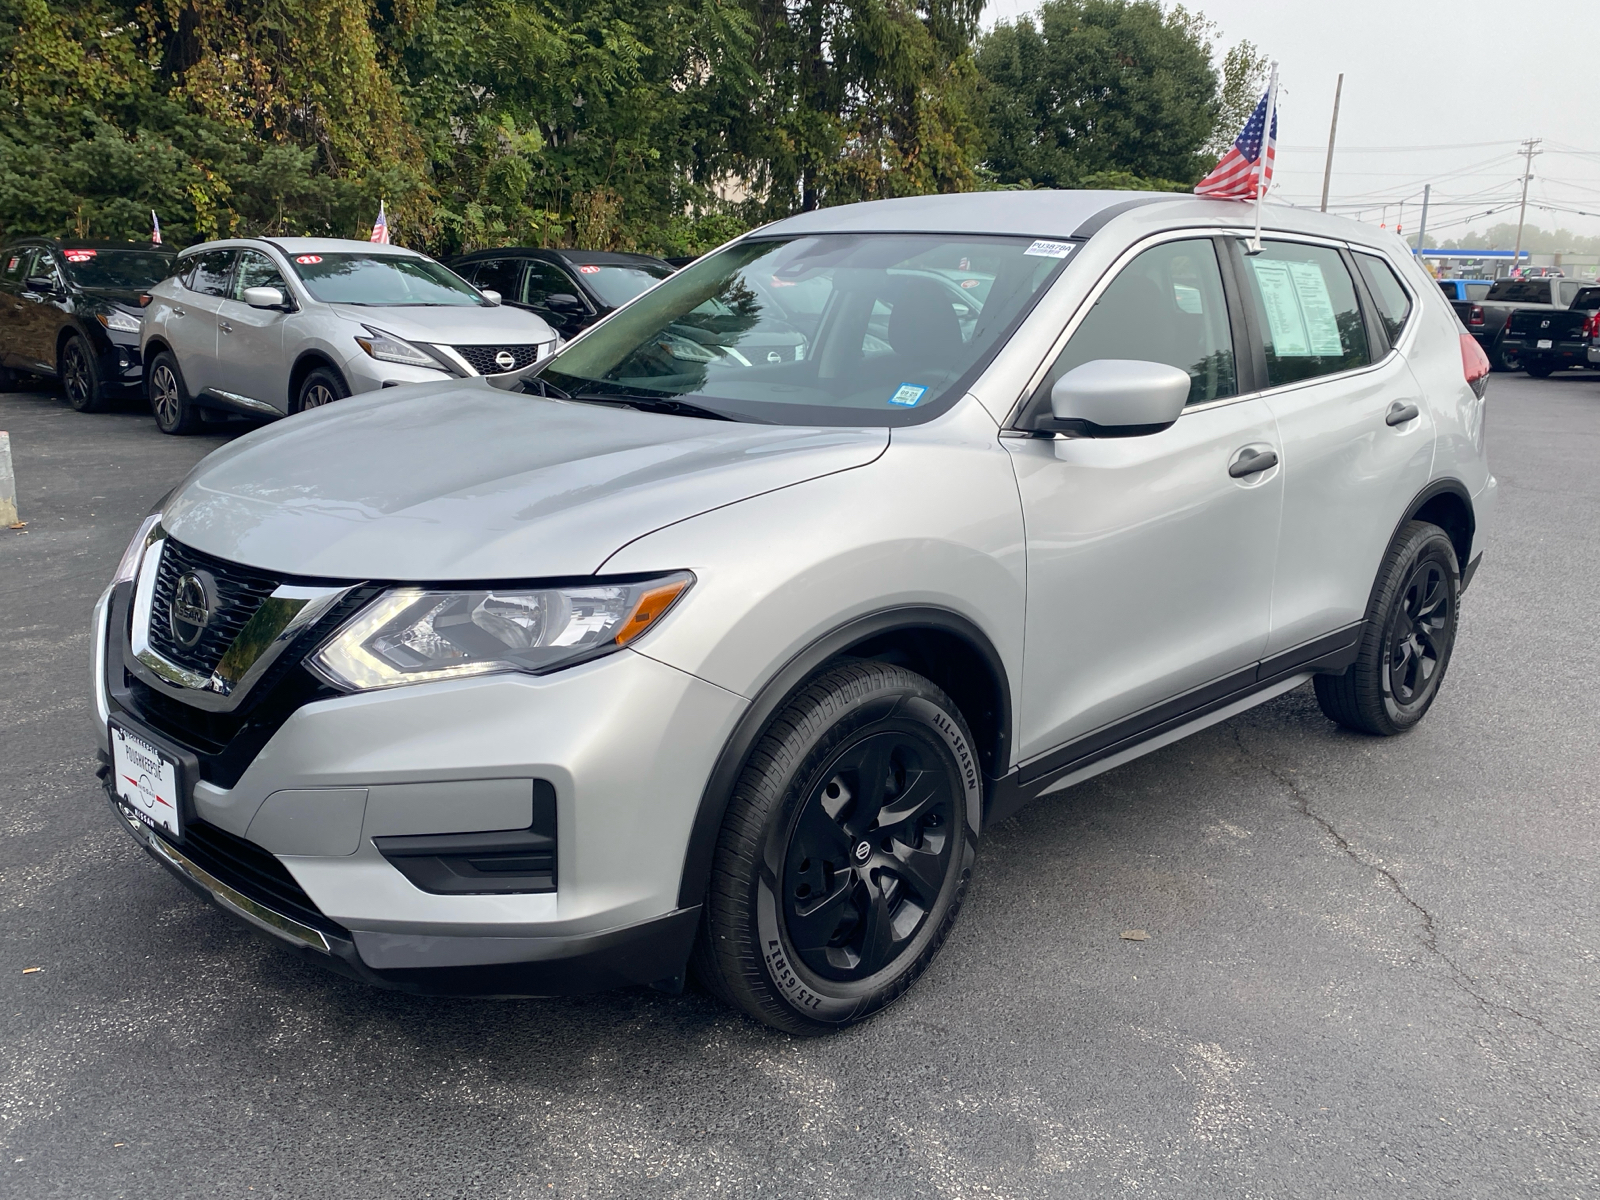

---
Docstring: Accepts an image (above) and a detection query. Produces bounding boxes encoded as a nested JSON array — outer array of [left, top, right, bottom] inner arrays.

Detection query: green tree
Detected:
[[976, 0, 1225, 190]]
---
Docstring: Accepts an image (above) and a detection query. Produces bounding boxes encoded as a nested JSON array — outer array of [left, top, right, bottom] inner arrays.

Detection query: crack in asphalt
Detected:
[[1231, 724, 1590, 1055]]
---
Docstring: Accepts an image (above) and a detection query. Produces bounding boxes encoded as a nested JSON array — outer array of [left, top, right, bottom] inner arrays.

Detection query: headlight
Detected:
[[354, 325, 438, 368], [97, 310, 142, 334], [111, 513, 163, 587], [309, 573, 693, 692]]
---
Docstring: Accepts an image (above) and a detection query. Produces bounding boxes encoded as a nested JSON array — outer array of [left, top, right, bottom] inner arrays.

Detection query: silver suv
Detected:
[[139, 238, 557, 433], [96, 192, 1495, 1033]]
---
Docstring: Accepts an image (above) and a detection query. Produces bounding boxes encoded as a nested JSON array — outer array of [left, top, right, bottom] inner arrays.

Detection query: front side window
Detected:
[[287, 252, 486, 306], [525, 261, 582, 308], [1239, 241, 1371, 386], [31, 249, 62, 287], [229, 250, 287, 300], [185, 249, 237, 297], [535, 233, 1067, 426], [60, 250, 174, 290], [1354, 252, 1413, 345], [574, 261, 675, 308], [1030, 238, 1238, 410]]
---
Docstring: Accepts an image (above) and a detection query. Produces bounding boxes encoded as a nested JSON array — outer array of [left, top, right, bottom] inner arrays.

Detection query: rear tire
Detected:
[[148, 351, 200, 435], [1491, 342, 1521, 372], [1314, 520, 1460, 737], [1523, 358, 1555, 378], [61, 334, 108, 412], [293, 366, 349, 414], [692, 661, 981, 1034]]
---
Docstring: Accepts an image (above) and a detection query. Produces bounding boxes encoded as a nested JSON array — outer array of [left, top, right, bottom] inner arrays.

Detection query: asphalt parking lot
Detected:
[[1, 373, 1597, 1198]]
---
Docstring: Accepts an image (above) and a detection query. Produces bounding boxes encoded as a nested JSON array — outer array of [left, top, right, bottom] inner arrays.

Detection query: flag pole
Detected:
[[1250, 62, 1279, 254]]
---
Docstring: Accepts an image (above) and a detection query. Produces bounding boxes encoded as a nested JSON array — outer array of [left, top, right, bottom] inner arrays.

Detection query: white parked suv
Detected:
[[139, 237, 557, 433], [96, 192, 1494, 1033]]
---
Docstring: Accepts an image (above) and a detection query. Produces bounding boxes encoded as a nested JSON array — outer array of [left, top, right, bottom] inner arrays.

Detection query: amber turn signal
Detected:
[[616, 576, 692, 645]]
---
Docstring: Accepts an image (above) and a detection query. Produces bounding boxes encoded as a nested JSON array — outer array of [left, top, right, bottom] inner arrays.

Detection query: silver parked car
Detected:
[[96, 192, 1494, 1032], [139, 237, 558, 433]]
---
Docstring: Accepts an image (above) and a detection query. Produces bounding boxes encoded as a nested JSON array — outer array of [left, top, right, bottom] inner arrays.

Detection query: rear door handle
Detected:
[[1386, 401, 1420, 426], [1228, 447, 1279, 478], [218, 321, 232, 334]]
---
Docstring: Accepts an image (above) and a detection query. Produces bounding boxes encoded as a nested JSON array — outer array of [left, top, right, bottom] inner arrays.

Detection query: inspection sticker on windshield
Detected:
[[889, 383, 927, 407], [1024, 239, 1074, 259], [295, 254, 322, 265]]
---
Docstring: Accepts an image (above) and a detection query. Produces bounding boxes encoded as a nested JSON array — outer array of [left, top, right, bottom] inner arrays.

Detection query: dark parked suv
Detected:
[[448, 248, 674, 339], [0, 239, 176, 410]]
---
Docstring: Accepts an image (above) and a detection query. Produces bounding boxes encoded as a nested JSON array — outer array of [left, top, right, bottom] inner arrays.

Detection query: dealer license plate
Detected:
[[1537, 339, 1554, 349], [110, 722, 182, 839]]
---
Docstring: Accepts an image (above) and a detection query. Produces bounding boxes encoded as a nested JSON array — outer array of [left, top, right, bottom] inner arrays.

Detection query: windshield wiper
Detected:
[[569, 393, 740, 422]]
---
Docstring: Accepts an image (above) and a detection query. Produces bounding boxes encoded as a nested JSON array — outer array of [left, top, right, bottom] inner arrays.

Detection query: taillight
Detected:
[[1583, 311, 1600, 340], [1461, 333, 1490, 398], [1468, 304, 1484, 327]]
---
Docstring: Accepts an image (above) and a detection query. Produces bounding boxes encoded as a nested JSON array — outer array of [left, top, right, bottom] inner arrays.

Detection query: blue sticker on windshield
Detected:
[[888, 383, 927, 407]]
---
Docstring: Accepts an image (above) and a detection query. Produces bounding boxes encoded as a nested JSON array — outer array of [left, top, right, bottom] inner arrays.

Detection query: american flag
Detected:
[[370, 200, 391, 245], [1196, 88, 1277, 200], [150, 210, 162, 246]]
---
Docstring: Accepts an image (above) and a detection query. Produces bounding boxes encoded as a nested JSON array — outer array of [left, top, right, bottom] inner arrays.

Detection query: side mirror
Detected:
[[25, 275, 56, 295], [242, 286, 286, 310], [1040, 359, 1192, 437], [479, 288, 502, 306], [543, 293, 582, 310]]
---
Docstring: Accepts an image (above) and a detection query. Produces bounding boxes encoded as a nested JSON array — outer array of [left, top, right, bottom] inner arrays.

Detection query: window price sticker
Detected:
[[578, 265, 601, 274], [295, 254, 323, 265], [65, 249, 97, 262]]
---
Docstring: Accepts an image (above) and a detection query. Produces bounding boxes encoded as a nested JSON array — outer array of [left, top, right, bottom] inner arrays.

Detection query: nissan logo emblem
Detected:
[[854, 840, 872, 863], [494, 350, 516, 372], [169, 571, 210, 648]]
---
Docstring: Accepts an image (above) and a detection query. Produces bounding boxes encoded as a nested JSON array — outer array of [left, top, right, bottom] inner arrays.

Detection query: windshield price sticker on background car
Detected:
[[65, 249, 97, 262], [578, 265, 601, 274], [888, 383, 927, 407], [295, 255, 323, 265], [1024, 239, 1074, 259]]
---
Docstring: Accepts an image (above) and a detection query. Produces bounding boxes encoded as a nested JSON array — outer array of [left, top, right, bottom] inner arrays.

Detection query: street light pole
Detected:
[[1320, 74, 1344, 213], [1513, 137, 1541, 271]]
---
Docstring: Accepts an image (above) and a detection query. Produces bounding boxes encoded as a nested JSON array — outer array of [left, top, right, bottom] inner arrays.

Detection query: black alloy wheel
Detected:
[[694, 660, 981, 1034], [148, 351, 200, 435], [294, 366, 349, 413], [61, 334, 107, 412], [782, 729, 957, 981], [1315, 519, 1460, 736]]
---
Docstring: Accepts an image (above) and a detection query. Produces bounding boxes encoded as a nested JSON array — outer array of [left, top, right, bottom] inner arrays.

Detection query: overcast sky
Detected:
[[981, 0, 1600, 245]]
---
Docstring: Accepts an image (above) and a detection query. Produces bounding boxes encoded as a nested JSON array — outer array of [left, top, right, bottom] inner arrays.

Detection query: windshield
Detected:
[[534, 234, 1070, 425], [578, 262, 675, 307], [287, 252, 486, 306], [61, 249, 174, 289]]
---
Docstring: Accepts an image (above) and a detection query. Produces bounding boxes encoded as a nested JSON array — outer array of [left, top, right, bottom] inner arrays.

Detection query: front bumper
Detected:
[[94, 586, 746, 992]]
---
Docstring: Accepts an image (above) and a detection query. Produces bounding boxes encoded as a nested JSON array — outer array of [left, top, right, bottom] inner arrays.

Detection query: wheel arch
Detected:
[[1402, 478, 1475, 569], [288, 350, 348, 410], [675, 606, 1012, 910]]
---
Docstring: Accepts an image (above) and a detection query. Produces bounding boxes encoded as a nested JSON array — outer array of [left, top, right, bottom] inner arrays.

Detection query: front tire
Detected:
[[1315, 520, 1460, 736], [694, 661, 981, 1034], [148, 352, 200, 434], [293, 366, 349, 413], [61, 335, 108, 412]]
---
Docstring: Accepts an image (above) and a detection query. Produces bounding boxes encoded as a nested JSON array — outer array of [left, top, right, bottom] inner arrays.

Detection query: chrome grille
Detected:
[[452, 343, 543, 375], [146, 539, 280, 676]]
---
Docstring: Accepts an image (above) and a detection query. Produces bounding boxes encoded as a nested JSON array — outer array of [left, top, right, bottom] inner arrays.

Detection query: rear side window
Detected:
[[3, 248, 33, 281], [1485, 280, 1548, 303], [1238, 241, 1371, 386], [1559, 281, 1583, 306], [1354, 253, 1413, 344], [1031, 238, 1238, 408], [185, 249, 236, 297], [463, 258, 526, 302]]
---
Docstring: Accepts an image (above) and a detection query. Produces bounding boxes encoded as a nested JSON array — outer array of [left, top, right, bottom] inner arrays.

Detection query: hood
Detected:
[[162, 385, 887, 580], [328, 302, 555, 347], [79, 286, 151, 311]]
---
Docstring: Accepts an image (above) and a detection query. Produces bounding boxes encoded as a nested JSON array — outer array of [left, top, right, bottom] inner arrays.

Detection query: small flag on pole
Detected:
[[1195, 85, 1278, 201], [370, 200, 390, 245], [151, 211, 162, 246]]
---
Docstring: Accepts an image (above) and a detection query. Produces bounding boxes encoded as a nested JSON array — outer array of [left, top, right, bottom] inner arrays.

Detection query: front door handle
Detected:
[[218, 321, 233, 334], [172, 306, 186, 318], [1386, 400, 1420, 426], [1228, 446, 1279, 478]]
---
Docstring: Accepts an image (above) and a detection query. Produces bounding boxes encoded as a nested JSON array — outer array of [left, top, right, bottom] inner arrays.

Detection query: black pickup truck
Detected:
[[1498, 285, 1600, 377], [1464, 277, 1595, 370]]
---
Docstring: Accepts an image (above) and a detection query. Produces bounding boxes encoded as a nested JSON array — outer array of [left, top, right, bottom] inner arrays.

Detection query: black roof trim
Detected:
[[1071, 195, 1179, 240]]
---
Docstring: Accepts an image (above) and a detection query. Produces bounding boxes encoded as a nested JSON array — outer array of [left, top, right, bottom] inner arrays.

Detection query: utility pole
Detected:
[[1415, 184, 1431, 269], [1320, 73, 1344, 213], [1513, 137, 1541, 271]]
